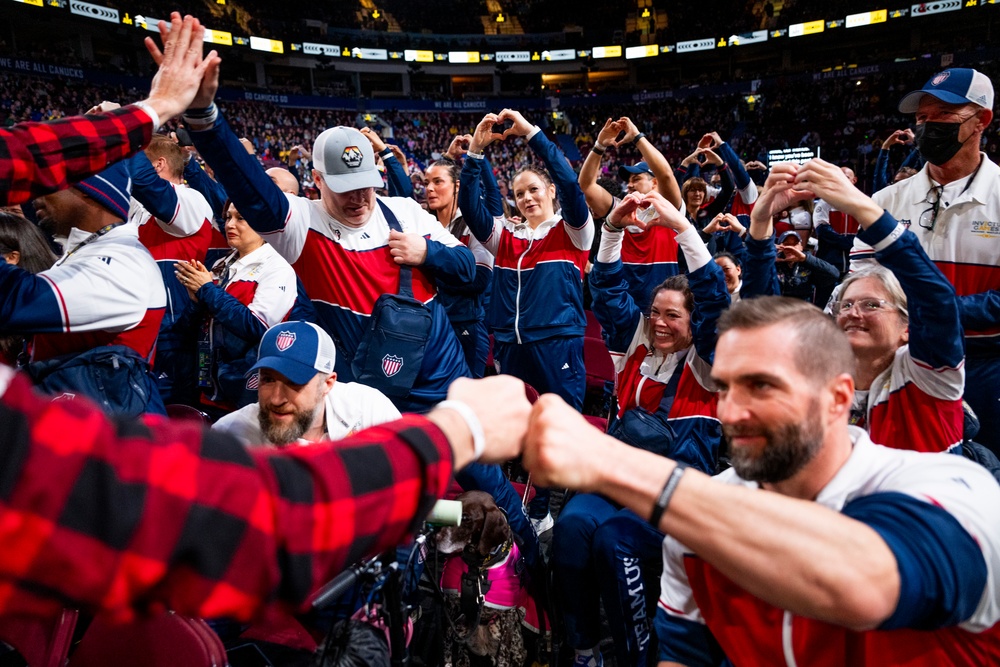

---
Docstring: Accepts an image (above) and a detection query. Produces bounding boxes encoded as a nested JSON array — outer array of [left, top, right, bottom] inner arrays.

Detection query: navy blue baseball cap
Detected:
[[618, 161, 653, 180], [898, 68, 994, 113], [777, 230, 802, 245], [75, 163, 132, 220], [248, 321, 337, 385]]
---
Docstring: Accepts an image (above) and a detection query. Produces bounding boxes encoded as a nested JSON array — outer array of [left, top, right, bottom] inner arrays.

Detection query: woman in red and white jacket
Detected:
[[175, 202, 296, 417]]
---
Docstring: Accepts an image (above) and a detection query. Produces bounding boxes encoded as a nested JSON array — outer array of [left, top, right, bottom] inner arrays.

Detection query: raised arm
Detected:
[[479, 157, 504, 218], [183, 158, 228, 220], [188, 112, 292, 235], [128, 152, 211, 236], [644, 190, 729, 361], [857, 218, 962, 372], [0, 14, 217, 207], [177, 40, 293, 237], [796, 159, 964, 372], [699, 150, 735, 221], [674, 148, 702, 186], [493, 109, 589, 229], [506, 111, 592, 232], [449, 162, 500, 296], [874, 130, 915, 193], [740, 164, 810, 299], [360, 127, 412, 199], [589, 195, 645, 353], [460, 114, 507, 252], [622, 116, 682, 208], [706, 132, 757, 206], [873, 150, 892, 194], [383, 148, 413, 199], [578, 117, 622, 218]]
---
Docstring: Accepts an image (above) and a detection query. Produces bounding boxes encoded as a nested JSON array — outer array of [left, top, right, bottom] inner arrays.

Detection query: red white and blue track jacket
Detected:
[[657, 429, 1000, 667], [589, 226, 728, 473], [853, 156, 1000, 357], [190, 113, 475, 409], [459, 127, 593, 344]]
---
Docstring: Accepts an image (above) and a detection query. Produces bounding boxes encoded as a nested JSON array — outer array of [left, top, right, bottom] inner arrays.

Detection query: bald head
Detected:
[[841, 167, 857, 184], [267, 168, 300, 196]]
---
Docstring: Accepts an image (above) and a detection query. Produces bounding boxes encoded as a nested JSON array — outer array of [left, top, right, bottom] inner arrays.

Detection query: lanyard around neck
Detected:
[[54, 221, 125, 267]]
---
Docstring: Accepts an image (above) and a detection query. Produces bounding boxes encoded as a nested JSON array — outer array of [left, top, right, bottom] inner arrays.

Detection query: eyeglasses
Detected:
[[918, 184, 944, 233], [835, 298, 897, 315]]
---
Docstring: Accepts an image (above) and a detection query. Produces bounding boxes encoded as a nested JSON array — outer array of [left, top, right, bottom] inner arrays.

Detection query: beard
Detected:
[[724, 403, 824, 484], [258, 402, 321, 446]]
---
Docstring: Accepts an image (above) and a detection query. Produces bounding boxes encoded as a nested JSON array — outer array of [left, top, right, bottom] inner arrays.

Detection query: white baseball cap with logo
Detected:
[[312, 126, 385, 194]]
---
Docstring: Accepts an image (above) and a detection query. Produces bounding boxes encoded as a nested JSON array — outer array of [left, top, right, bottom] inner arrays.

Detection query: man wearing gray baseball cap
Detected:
[[182, 79, 476, 414], [852, 67, 1000, 455], [180, 65, 542, 568]]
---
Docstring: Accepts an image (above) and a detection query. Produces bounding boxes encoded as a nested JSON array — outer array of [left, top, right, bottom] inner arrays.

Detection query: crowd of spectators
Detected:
[[7, 59, 1000, 199]]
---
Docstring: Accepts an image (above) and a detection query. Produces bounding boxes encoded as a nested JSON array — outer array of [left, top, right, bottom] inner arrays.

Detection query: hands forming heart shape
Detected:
[[609, 191, 691, 233], [470, 109, 535, 153]]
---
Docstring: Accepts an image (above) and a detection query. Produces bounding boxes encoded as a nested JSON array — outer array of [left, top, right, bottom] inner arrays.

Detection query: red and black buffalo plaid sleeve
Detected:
[[0, 105, 154, 206], [0, 371, 453, 621]]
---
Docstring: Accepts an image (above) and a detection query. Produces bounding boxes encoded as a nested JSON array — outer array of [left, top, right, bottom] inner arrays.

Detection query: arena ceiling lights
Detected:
[[846, 9, 888, 27], [301, 42, 341, 57], [69, 0, 117, 23], [19, 0, 1000, 67]]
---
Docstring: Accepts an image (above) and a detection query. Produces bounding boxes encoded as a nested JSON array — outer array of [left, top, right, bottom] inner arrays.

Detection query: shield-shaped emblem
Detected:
[[931, 71, 950, 87], [382, 354, 404, 377], [246, 373, 260, 390], [275, 331, 296, 351]]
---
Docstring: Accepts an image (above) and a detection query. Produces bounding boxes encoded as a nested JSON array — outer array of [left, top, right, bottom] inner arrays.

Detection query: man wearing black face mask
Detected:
[[852, 68, 1000, 455]]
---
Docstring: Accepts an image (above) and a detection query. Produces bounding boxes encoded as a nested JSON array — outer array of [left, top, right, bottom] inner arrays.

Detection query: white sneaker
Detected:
[[572, 650, 604, 667], [530, 512, 554, 535]]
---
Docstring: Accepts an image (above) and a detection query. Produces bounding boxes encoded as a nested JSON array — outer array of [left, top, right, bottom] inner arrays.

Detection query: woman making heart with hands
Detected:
[[558, 185, 729, 667], [458, 108, 594, 411]]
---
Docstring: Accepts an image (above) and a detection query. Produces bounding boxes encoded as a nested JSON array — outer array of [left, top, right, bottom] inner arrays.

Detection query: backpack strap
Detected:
[[377, 199, 414, 299]]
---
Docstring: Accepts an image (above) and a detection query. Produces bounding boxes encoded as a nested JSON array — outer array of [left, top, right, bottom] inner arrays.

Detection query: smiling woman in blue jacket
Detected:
[[459, 109, 594, 410]]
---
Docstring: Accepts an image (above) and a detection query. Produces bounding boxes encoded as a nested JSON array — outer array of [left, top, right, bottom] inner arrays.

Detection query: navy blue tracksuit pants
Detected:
[[552, 493, 665, 666]]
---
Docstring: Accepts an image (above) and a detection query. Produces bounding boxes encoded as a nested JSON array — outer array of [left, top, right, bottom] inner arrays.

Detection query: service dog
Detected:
[[436, 491, 544, 667]]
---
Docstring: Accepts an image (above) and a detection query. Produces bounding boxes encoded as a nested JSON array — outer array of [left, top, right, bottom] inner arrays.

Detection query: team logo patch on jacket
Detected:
[[276, 331, 296, 351], [382, 354, 403, 377], [342, 146, 363, 169]]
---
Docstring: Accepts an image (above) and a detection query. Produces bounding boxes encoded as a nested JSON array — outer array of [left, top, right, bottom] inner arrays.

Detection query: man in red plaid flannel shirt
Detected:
[[0, 367, 527, 621]]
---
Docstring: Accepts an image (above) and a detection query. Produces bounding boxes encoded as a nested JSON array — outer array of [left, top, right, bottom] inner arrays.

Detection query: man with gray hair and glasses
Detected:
[[852, 68, 1000, 455]]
